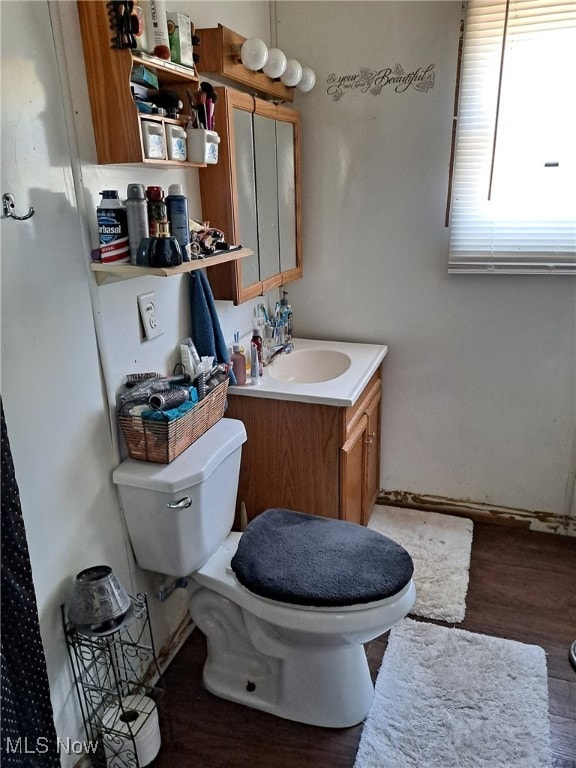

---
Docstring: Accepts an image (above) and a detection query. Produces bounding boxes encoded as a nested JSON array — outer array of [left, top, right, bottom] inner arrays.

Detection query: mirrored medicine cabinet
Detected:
[[200, 88, 302, 304]]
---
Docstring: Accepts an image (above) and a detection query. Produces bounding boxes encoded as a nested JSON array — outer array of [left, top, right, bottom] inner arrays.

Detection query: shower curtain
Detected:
[[1, 400, 60, 766]]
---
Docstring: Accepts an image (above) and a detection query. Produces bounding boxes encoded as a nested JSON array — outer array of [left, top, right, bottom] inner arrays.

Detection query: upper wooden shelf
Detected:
[[91, 247, 253, 285], [196, 25, 294, 103], [77, 0, 200, 165], [131, 52, 198, 84]]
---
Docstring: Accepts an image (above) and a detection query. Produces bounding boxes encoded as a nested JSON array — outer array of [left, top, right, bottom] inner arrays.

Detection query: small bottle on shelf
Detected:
[[165, 184, 191, 261], [146, 186, 167, 237], [97, 190, 130, 264], [125, 184, 149, 264]]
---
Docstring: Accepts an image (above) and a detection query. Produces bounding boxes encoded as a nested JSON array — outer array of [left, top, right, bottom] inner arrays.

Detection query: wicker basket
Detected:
[[119, 379, 228, 464]]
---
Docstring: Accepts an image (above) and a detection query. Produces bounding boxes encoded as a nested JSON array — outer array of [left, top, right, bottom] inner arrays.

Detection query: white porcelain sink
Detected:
[[229, 338, 388, 406], [267, 348, 352, 383]]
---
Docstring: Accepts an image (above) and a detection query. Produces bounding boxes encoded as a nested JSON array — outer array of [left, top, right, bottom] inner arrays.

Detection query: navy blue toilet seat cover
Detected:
[[231, 508, 414, 608]]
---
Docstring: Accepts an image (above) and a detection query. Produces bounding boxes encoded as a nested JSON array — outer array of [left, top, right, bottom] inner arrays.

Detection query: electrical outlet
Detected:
[[137, 291, 163, 341]]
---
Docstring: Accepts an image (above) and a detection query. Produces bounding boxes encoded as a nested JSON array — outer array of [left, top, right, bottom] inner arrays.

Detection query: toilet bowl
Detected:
[[113, 419, 416, 728]]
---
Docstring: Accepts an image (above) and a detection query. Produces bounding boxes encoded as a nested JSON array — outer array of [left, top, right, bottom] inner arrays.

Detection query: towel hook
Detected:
[[3, 193, 35, 221]]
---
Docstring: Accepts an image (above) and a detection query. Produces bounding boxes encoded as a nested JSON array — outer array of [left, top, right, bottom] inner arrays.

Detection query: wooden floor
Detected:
[[154, 519, 576, 768]]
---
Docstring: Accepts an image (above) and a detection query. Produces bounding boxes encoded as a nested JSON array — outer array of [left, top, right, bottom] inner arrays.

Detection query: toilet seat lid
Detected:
[[231, 509, 414, 608]]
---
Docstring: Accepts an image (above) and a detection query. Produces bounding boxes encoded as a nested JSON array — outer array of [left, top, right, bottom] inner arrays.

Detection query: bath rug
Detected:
[[354, 618, 552, 768], [368, 506, 473, 622]]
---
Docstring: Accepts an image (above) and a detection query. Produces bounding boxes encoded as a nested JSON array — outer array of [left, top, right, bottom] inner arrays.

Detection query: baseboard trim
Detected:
[[377, 490, 575, 536]]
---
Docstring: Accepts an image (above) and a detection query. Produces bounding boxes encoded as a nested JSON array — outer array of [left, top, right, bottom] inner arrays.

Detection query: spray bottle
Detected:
[[165, 184, 191, 261]]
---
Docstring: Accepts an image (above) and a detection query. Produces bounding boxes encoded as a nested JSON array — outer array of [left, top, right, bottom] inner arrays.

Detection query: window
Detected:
[[448, 0, 576, 274]]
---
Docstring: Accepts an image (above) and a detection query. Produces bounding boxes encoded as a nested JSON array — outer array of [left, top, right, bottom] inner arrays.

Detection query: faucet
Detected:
[[263, 342, 294, 366]]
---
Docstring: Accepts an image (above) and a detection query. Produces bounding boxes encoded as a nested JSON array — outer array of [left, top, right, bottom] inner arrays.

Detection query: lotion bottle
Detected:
[[230, 344, 247, 385], [165, 183, 191, 261]]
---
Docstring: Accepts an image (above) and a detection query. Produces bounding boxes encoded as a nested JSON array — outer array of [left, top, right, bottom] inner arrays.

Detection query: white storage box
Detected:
[[186, 129, 220, 165], [142, 120, 166, 160], [166, 124, 187, 161]]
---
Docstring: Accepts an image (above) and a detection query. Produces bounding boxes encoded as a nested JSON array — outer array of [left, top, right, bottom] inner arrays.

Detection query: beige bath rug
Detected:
[[354, 618, 552, 768], [368, 506, 473, 622]]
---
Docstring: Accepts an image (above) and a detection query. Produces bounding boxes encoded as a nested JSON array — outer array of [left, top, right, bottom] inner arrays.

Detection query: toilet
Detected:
[[113, 418, 416, 728]]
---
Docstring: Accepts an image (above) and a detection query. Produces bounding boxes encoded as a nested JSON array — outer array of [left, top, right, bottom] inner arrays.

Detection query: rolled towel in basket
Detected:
[[142, 400, 196, 422]]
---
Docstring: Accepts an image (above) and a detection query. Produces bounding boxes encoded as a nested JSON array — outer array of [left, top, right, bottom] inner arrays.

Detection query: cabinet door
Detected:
[[340, 414, 369, 526], [254, 113, 281, 281], [233, 108, 260, 290], [200, 87, 302, 304], [364, 386, 382, 517], [276, 119, 298, 276]]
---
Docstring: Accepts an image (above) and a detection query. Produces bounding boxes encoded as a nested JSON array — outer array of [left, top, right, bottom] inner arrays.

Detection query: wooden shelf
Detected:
[[196, 25, 294, 103], [91, 247, 252, 285], [77, 0, 200, 165], [131, 53, 198, 83]]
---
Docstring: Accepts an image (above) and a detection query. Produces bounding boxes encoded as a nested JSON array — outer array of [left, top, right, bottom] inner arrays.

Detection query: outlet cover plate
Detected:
[[137, 291, 163, 340]]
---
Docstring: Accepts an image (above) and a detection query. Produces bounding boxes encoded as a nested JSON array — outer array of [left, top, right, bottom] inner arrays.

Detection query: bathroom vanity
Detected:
[[226, 339, 387, 527]]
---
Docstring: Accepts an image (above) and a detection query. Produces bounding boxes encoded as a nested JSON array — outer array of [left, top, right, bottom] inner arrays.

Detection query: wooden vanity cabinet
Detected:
[[199, 87, 302, 304], [226, 370, 382, 527], [340, 374, 382, 526]]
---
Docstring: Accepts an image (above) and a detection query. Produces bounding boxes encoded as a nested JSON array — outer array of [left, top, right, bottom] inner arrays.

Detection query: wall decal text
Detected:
[[327, 64, 435, 100]]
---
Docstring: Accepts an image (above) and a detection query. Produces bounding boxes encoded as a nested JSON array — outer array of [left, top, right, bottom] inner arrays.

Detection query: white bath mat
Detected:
[[368, 506, 473, 622], [354, 618, 552, 768]]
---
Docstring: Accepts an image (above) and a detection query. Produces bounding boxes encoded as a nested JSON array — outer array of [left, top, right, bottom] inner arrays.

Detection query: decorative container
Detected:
[[118, 379, 228, 463], [68, 565, 131, 634]]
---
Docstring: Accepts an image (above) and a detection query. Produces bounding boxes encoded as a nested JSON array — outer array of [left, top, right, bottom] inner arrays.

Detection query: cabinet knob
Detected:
[[365, 432, 376, 446]]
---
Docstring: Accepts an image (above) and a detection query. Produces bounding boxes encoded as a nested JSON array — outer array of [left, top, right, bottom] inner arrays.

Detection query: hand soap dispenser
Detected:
[[280, 291, 293, 341]]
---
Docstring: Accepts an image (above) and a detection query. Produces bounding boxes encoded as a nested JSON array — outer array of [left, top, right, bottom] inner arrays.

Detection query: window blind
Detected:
[[448, 0, 576, 274]]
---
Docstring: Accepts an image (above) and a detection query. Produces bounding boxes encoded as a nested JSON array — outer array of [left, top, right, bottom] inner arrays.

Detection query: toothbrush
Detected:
[[259, 303, 271, 324]]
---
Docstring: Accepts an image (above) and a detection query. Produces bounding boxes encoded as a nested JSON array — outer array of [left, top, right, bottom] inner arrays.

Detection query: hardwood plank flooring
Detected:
[[154, 521, 576, 768]]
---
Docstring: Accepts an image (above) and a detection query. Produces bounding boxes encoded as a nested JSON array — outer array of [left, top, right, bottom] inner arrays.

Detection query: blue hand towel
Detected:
[[189, 270, 236, 384]]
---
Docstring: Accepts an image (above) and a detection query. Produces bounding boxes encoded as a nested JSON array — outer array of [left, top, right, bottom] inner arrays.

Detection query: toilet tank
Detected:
[[112, 418, 246, 577]]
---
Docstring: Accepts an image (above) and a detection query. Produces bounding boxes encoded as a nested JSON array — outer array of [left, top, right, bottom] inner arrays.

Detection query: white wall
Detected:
[[278, 1, 576, 519]]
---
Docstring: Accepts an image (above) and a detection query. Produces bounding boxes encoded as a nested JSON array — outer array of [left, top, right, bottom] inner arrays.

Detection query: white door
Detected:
[[0, 0, 108, 607], [1, 0, 93, 395]]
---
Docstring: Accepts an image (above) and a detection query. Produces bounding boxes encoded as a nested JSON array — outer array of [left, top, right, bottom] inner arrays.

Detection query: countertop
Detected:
[[228, 338, 388, 406]]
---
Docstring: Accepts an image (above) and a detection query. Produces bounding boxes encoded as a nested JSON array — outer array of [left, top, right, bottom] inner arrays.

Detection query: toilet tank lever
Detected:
[[167, 496, 192, 509]]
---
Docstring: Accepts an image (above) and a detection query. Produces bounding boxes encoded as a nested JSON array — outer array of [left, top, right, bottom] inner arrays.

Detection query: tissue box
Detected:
[[186, 129, 220, 164], [167, 13, 195, 68]]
